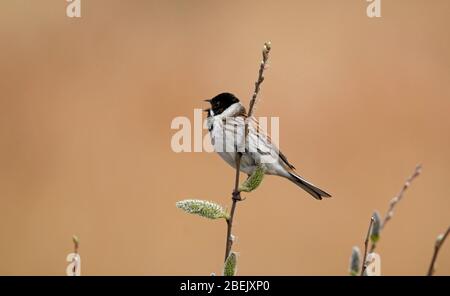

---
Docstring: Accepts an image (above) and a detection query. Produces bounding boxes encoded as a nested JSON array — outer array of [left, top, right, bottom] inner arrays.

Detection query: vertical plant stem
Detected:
[[223, 42, 271, 262], [245, 42, 271, 137], [224, 154, 242, 261], [361, 217, 374, 276]]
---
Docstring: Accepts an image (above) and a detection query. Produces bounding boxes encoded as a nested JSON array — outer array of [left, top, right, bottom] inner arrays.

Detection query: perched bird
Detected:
[[204, 92, 331, 200]]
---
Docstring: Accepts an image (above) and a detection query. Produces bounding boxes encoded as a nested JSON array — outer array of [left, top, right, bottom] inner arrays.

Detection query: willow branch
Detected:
[[370, 164, 422, 253], [427, 226, 450, 276], [224, 42, 271, 262], [248, 42, 271, 119], [382, 164, 422, 229], [361, 217, 374, 276], [224, 155, 242, 261]]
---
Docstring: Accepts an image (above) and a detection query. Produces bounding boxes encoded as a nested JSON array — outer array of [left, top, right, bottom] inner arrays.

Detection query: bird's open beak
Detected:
[[204, 99, 211, 102]]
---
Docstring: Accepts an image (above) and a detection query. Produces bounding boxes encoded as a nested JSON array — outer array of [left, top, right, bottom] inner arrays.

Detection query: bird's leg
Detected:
[[232, 152, 243, 201]]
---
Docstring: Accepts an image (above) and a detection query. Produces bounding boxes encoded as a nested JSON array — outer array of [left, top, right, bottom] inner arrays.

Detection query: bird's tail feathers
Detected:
[[287, 172, 331, 200]]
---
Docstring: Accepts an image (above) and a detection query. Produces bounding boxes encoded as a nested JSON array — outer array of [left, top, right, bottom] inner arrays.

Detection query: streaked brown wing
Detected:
[[246, 115, 296, 170]]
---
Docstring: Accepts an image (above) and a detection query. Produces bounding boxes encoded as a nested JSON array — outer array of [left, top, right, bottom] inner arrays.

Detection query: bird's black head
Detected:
[[204, 93, 240, 116]]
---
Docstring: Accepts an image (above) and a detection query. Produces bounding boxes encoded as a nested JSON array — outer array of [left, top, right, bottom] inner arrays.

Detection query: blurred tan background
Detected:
[[0, 0, 449, 275]]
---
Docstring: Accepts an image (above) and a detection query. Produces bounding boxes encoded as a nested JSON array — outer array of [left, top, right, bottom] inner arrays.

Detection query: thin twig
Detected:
[[224, 154, 242, 261], [245, 42, 271, 141], [248, 42, 271, 119], [382, 164, 422, 229], [427, 226, 450, 276], [224, 42, 271, 262], [361, 217, 374, 276], [370, 164, 422, 253]]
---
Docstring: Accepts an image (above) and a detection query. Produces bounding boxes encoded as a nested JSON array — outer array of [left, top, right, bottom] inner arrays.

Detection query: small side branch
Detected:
[[382, 164, 422, 229], [427, 226, 450, 276], [361, 217, 374, 275], [370, 164, 422, 253]]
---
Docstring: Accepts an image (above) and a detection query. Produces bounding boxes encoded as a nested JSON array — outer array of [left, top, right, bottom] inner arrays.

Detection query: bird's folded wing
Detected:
[[222, 116, 296, 170]]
